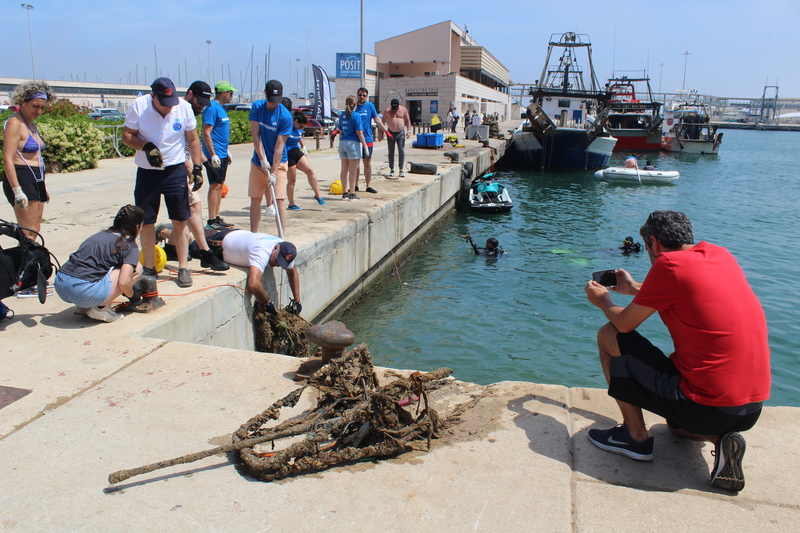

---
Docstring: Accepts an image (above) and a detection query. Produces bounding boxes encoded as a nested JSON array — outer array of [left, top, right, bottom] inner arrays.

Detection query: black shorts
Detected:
[[206, 158, 229, 185], [3, 164, 48, 205], [361, 144, 373, 160], [287, 147, 304, 167], [608, 331, 762, 436], [134, 163, 190, 225]]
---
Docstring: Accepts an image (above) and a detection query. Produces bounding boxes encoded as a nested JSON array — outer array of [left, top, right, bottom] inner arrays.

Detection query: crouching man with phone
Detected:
[[583, 210, 770, 492]]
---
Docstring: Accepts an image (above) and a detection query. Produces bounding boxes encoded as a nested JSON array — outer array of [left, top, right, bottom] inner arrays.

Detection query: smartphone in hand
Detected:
[[592, 269, 617, 287]]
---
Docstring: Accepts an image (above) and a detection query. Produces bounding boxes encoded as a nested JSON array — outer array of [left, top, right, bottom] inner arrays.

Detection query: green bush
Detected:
[[227, 110, 253, 145]]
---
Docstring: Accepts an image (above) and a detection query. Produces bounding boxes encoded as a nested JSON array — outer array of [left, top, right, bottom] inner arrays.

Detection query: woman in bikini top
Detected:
[[2, 80, 56, 239]]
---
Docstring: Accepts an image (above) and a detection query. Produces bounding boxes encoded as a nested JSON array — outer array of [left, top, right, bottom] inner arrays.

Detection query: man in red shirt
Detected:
[[584, 210, 770, 492]]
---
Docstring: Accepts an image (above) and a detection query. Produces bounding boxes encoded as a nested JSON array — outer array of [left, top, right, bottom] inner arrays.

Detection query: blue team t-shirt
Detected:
[[338, 112, 363, 142], [249, 100, 293, 165], [201, 100, 231, 158], [286, 127, 303, 150], [355, 101, 378, 143]]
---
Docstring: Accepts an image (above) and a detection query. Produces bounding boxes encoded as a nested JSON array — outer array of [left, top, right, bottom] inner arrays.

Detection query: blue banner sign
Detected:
[[430, 100, 438, 114], [336, 53, 362, 79]]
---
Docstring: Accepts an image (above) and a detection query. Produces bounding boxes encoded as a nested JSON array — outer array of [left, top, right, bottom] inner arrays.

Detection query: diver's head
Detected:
[[486, 238, 499, 250]]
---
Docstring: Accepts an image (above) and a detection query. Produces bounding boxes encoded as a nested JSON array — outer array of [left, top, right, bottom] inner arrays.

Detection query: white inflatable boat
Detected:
[[594, 167, 680, 184]]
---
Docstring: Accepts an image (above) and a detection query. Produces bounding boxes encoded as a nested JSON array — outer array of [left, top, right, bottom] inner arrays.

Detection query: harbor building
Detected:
[[334, 21, 512, 123]]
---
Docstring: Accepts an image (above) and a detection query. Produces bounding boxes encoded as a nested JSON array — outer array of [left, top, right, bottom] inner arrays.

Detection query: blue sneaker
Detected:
[[711, 432, 746, 491], [314, 196, 326, 205], [287, 204, 301, 211], [588, 424, 654, 461]]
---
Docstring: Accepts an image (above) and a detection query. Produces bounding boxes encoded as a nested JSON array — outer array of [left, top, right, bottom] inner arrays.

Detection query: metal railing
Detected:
[[93, 124, 126, 158]]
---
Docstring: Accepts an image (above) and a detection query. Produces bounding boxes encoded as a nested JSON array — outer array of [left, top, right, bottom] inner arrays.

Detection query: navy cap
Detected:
[[265, 79, 283, 103], [391, 99, 399, 109], [276, 241, 297, 269], [150, 77, 179, 106]]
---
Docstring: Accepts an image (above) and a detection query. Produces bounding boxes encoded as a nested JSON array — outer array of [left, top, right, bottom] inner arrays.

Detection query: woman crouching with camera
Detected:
[[54, 205, 144, 322]]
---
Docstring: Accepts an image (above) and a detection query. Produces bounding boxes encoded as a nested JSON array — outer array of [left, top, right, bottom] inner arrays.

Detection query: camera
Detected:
[[592, 269, 617, 287]]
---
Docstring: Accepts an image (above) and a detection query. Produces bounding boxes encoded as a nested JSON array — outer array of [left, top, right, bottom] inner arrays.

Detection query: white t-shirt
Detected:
[[472, 114, 481, 126], [221, 230, 295, 272], [124, 95, 197, 169]]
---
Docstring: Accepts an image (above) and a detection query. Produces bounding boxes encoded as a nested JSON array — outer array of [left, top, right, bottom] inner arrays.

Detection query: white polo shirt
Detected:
[[221, 230, 295, 273], [124, 95, 197, 169]]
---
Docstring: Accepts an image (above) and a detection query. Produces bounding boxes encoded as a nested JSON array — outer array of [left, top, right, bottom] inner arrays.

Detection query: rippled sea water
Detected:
[[341, 129, 800, 406]]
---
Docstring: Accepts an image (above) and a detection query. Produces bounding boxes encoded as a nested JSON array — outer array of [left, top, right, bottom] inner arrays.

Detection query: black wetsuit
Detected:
[[467, 236, 505, 257]]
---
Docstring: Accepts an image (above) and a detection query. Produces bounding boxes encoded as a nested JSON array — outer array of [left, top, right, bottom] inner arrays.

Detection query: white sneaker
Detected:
[[264, 204, 276, 217], [86, 306, 124, 323]]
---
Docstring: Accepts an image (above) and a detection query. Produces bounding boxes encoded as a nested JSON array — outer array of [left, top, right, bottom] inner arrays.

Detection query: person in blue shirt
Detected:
[[285, 111, 326, 210], [338, 95, 368, 200], [203, 81, 237, 230], [355, 87, 388, 194], [249, 80, 293, 234]]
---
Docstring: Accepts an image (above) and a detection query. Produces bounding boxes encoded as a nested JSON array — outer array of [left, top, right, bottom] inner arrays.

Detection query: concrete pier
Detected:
[[1, 131, 798, 531]]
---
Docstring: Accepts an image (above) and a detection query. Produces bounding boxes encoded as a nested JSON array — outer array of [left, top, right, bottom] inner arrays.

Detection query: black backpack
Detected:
[[0, 219, 58, 303]]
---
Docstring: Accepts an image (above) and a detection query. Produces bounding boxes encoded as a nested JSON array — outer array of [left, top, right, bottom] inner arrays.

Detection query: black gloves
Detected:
[[127, 289, 142, 305], [286, 299, 302, 315], [190, 164, 204, 191], [142, 142, 163, 167], [202, 160, 219, 182]]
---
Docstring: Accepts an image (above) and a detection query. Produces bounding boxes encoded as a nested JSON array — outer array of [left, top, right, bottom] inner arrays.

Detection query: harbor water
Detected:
[[341, 129, 800, 407]]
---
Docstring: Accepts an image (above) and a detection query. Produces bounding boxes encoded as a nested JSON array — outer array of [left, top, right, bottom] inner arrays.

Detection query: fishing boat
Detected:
[[594, 167, 680, 184], [509, 32, 616, 169], [467, 174, 514, 213], [605, 76, 663, 151], [661, 92, 723, 154]]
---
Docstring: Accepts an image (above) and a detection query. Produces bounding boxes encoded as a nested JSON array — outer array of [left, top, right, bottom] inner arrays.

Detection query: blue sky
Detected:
[[3, 0, 797, 99]]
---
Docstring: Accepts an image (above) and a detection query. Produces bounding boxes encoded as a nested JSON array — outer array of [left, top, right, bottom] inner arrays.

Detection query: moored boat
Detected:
[[605, 76, 663, 151], [467, 174, 514, 213], [509, 32, 616, 170], [661, 93, 723, 154], [594, 167, 680, 184]]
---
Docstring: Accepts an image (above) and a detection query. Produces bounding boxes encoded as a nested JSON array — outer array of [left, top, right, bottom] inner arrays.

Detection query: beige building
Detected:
[[334, 21, 511, 124]]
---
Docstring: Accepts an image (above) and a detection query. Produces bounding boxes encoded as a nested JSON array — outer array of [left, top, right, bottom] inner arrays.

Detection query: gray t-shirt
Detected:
[[60, 231, 139, 282]]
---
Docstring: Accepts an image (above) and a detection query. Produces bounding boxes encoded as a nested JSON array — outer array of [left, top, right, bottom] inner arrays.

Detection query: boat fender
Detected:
[[408, 162, 437, 175], [462, 161, 474, 179]]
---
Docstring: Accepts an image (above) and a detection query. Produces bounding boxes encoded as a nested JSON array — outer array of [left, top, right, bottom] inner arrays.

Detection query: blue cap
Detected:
[[150, 77, 179, 106]]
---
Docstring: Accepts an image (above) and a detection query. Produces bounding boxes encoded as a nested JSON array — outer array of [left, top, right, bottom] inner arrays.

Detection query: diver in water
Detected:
[[464, 235, 505, 257], [619, 235, 642, 255]]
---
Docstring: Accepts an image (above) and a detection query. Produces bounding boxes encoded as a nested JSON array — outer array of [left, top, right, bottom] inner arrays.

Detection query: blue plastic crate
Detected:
[[416, 133, 443, 147]]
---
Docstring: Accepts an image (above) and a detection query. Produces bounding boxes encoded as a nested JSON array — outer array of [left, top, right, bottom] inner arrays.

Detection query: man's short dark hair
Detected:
[[358, 87, 368, 95], [281, 97, 293, 111], [640, 210, 694, 249], [486, 238, 499, 248]]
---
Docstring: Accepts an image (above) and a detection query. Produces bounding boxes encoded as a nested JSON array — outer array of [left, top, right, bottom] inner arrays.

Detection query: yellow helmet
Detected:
[[330, 180, 343, 195], [140, 245, 167, 273]]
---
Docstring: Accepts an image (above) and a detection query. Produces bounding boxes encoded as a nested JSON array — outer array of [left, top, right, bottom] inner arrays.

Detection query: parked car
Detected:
[[235, 104, 251, 112], [223, 103, 246, 112], [303, 119, 327, 137], [88, 108, 125, 121], [0, 104, 20, 113]]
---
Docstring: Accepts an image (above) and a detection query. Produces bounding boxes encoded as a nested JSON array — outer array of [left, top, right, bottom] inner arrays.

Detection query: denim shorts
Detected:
[[54, 270, 112, 308], [338, 140, 362, 160]]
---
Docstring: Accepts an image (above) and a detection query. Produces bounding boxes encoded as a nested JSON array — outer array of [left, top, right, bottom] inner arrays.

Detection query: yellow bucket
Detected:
[[330, 180, 343, 195], [139, 245, 167, 272]]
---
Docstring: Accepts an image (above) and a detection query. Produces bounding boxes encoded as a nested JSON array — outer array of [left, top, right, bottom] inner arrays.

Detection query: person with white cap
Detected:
[[122, 77, 205, 288]]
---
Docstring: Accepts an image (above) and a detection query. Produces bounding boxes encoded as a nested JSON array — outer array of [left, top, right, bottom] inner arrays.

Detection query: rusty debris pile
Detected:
[[233, 344, 454, 482]]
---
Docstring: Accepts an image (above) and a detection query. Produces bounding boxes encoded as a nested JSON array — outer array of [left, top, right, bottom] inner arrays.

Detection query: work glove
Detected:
[[286, 299, 302, 315], [202, 160, 218, 181], [225, 155, 232, 165], [211, 155, 221, 168], [255, 300, 276, 314], [142, 142, 163, 168], [127, 289, 142, 305], [11, 187, 28, 210], [385, 131, 393, 139], [300, 146, 308, 156], [190, 164, 204, 191]]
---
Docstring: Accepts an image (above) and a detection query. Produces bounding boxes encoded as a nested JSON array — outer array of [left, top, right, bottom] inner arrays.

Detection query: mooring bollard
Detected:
[[305, 321, 356, 365]]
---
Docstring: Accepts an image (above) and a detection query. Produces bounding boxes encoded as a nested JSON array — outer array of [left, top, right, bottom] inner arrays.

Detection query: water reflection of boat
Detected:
[[594, 167, 679, 184], [661, 93, 723, 154], [605, 76, 663, 151], [509, 32, 616, 170]]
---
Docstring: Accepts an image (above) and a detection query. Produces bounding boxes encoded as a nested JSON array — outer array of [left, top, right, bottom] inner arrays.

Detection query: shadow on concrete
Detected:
[[507, 392, 715, 493]]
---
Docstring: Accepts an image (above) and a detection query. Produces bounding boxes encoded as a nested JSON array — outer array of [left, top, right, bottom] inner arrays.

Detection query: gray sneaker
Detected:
[[206, 218, 227, 231], [349, 194, 360, 201], [711, 432, 746, 491], [86, 306, 124, 323], [177, 268, 192, 288]]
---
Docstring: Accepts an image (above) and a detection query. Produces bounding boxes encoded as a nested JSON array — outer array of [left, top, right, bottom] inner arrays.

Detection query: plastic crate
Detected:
[[416, 133, 443, 147]]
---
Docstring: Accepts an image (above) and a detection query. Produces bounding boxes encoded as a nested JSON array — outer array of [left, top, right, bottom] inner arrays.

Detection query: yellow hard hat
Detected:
[[330, 180, 343, 195], [140, 245, 167, 273]]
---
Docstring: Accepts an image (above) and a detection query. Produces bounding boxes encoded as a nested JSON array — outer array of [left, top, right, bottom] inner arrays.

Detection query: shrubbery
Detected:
[[1, 104, 253, 181]]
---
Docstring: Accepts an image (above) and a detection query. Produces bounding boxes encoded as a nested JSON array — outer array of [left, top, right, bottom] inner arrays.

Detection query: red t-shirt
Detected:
[[633, 241, 771, 406]]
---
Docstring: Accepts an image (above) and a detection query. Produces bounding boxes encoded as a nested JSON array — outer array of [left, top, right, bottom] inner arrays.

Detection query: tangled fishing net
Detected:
[[253, 307, 312, 357]]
